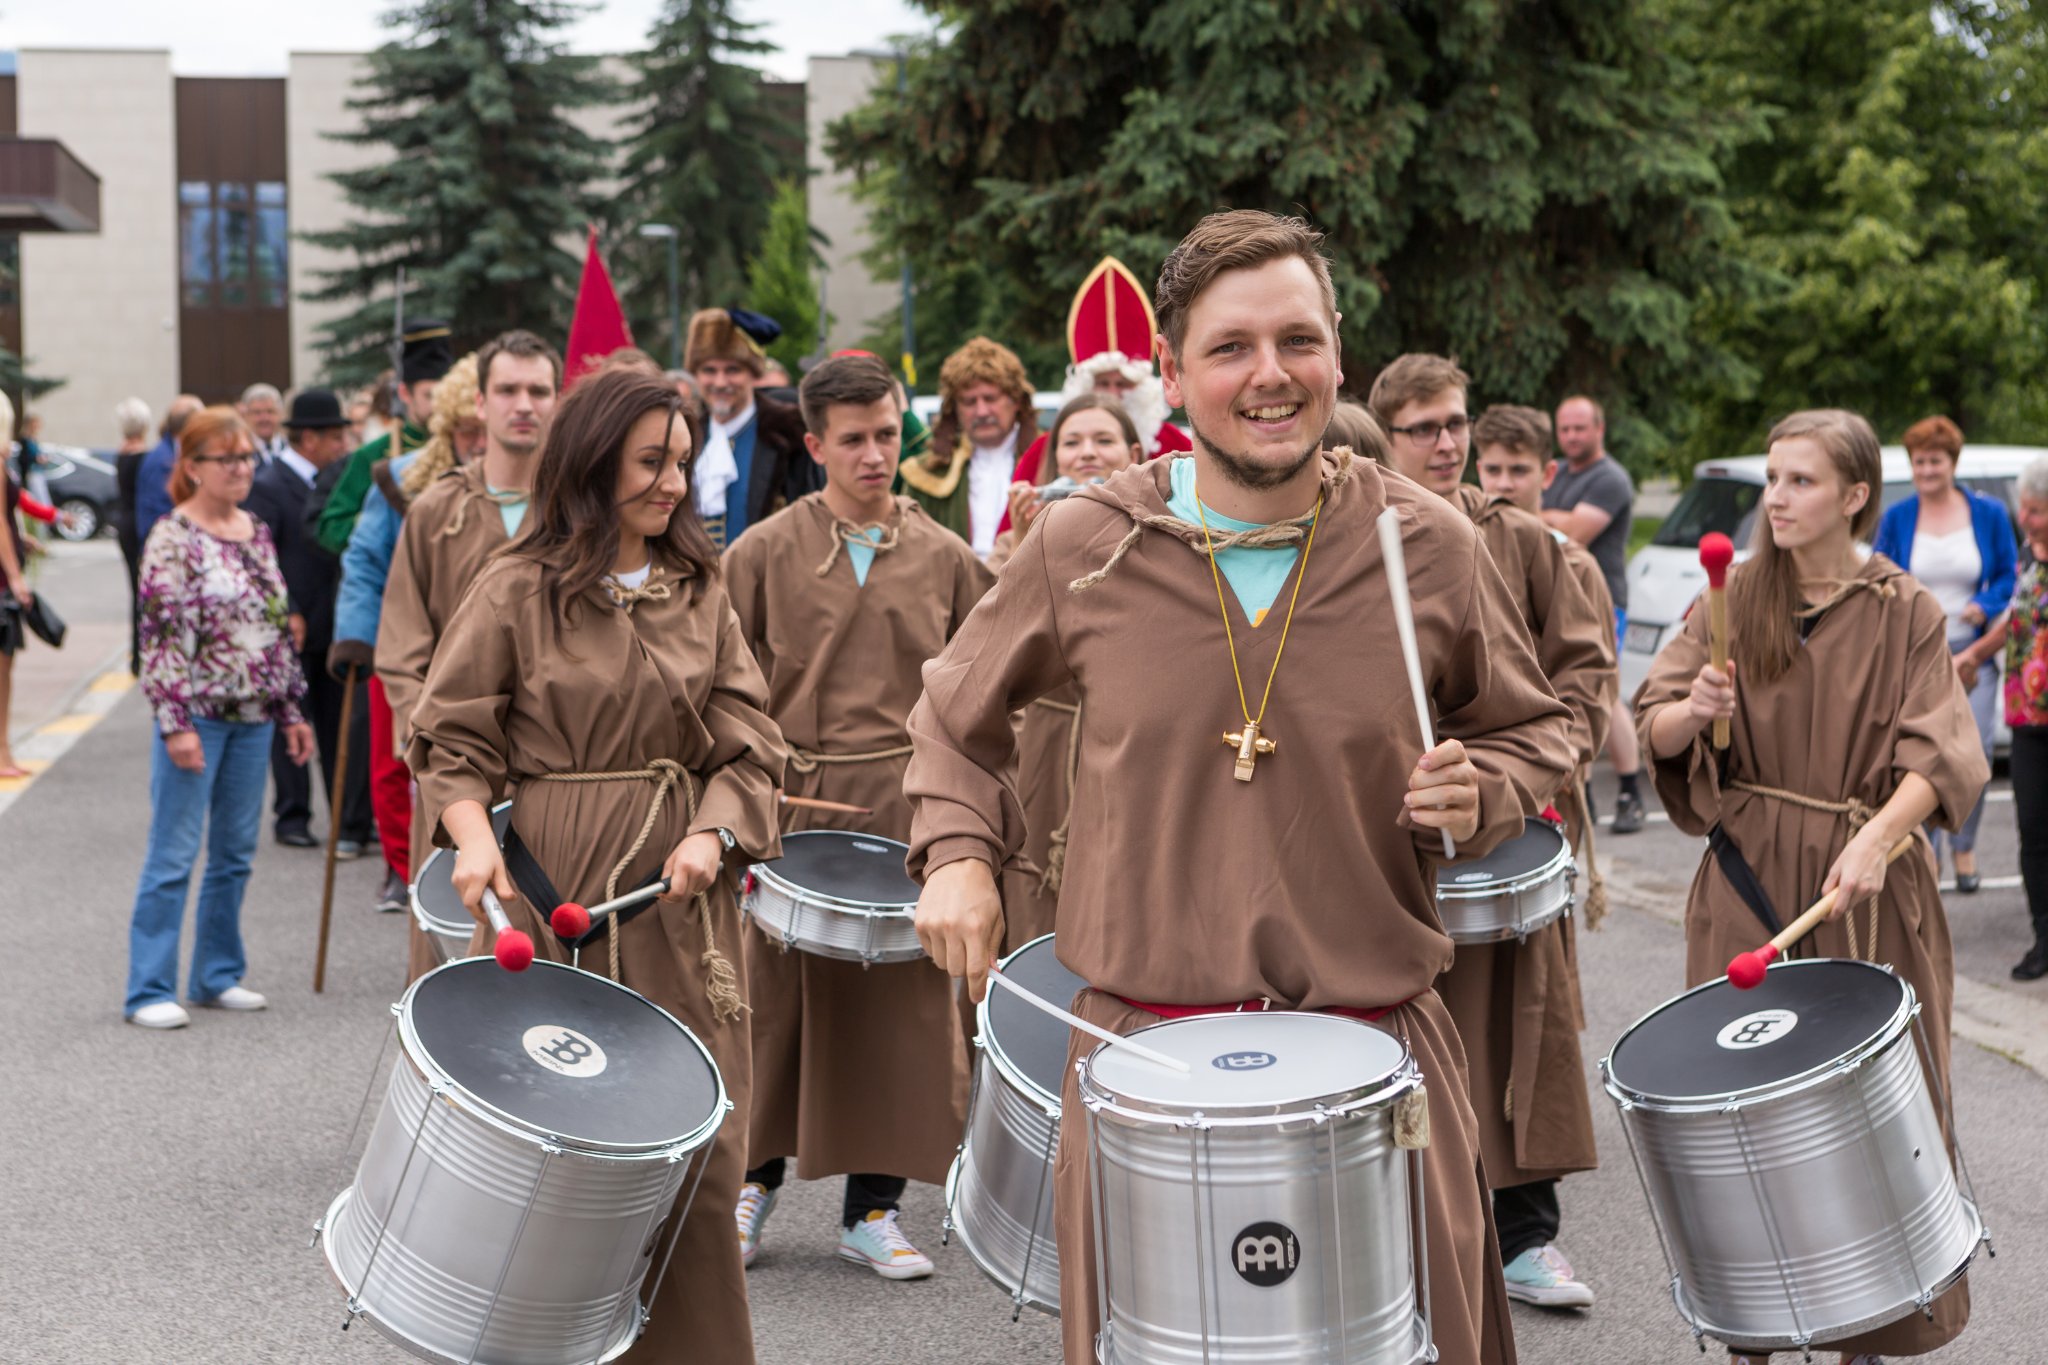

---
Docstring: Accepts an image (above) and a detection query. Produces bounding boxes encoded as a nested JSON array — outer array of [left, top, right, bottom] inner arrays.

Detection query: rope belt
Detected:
[[785, 743, 914, 775], [528, 757, 746, 1021], [815, 517, 902, 578], [1569, 774, 1609, 930], [1725, 779, 1887, 961]]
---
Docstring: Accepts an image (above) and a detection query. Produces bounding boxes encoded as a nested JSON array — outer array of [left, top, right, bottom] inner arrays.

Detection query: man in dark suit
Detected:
[[245, 389, 373, 852], [683, 307, 820, 548]]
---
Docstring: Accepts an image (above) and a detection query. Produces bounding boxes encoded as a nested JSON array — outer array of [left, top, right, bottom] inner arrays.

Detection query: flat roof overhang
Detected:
[[0, 137, 102, 233]]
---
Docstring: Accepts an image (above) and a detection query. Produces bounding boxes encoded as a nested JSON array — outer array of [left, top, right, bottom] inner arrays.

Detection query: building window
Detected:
[[179, 180, 287, 310]]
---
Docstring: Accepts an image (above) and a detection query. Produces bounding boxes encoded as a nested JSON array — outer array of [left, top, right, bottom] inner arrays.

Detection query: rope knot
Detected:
[[605, 572, 674, 613], [816, 517, 902, 577]]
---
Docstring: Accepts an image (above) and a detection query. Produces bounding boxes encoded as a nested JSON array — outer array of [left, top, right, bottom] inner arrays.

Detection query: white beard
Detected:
[[1063, 353, 1172, 450]]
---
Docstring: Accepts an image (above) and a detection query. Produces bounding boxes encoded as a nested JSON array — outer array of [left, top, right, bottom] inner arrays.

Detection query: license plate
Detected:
[[1625, 622, 1662, 654]]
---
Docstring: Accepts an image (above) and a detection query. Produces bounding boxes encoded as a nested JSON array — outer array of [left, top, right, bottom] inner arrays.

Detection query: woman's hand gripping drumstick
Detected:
[[1726, 832, 1918, 988], [480, 889, 535, 972], [986, 964, 1190, 1074], [1378, 508, 1467, 857], [913, 857, 1006, 1003]]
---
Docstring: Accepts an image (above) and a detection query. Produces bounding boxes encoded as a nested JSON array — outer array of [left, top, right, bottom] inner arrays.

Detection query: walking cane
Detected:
[[313, 664, 360, 993]]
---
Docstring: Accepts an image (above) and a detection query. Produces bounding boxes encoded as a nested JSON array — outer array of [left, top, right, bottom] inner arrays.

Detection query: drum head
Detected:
[[1089, 1012, 1409, 1116], [415, 802, 512, 928], [1437, 817, 1564, 890], [408, 959, 719, 1149], [1607, 958, 1908, 1101], [763, 830, 918, 906], [984, 934, 1087, 1100]]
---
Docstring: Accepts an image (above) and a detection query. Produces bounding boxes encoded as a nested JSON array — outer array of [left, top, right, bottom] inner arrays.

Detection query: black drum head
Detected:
[[408, 959, 719, 1148], [1437, 817, 1563, 889], [985, 935, 1088, 1098], [763, 830, 917, 905], [416, 802, 512, 923], [1608, 958, 1907, 1101]]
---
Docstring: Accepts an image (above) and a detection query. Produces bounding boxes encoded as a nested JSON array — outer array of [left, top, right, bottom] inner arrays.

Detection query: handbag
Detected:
[[22, 592, 64, 648], [0, 592, 22, 654]]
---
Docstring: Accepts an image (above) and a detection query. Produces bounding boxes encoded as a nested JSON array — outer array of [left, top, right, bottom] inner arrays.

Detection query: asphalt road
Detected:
[[2, 552, 2043, 1363]]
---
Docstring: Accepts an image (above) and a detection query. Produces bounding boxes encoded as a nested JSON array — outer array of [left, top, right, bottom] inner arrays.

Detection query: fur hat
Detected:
[[685, 308, 768, 377]]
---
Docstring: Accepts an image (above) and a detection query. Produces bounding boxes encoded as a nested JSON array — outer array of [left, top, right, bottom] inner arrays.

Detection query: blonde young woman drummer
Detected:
[[410, 368, 786, 1365], [1635, 408, 1988, 1363]]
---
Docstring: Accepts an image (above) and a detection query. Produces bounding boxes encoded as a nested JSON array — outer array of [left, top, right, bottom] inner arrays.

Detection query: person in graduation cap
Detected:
[[685, 307, 818, 549]]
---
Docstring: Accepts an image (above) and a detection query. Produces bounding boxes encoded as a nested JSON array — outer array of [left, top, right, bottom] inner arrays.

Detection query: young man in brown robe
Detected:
[[1637, 409, 1986, 1363], [907, 211, 1576, 1365], [723, 353, 992, 1279], [1369, 358, 1614, 1310], [381, 329, 559, 978]]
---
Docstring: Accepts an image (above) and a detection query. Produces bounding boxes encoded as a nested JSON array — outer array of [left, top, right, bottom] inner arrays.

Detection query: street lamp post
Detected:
[[637, 222, 682, 370]]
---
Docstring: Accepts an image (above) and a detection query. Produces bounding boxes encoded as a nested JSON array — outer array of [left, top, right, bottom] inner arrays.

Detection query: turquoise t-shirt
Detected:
[[488, 484, 529, 538], [1166, 458, 1302, 624], [845, 526, 889, 586]]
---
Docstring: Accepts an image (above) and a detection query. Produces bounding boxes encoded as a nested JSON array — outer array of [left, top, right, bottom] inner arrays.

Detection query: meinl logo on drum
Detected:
[[1212, 1051, 1277, 1071], [1232, 1222, 1301, 1287], [521, 1024, 610, 1078]]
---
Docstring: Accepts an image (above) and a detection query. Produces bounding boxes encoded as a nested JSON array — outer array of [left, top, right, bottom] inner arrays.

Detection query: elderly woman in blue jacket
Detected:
[[1875, 414, 2019, 891]]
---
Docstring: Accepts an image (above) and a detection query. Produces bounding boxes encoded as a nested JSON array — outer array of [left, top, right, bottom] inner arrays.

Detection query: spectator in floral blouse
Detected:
[[125, 406, 314, 1030]]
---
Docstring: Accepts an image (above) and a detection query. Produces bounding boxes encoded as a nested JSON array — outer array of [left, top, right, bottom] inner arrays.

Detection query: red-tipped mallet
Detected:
[[552, 879, 671, 942], [1726, 834, 1917, 988], [482, 888, 535, 972], [1698, 533, 1736, 750]]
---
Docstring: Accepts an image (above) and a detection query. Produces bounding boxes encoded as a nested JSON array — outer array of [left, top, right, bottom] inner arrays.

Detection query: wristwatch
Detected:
[[715, 827, 738, 853]]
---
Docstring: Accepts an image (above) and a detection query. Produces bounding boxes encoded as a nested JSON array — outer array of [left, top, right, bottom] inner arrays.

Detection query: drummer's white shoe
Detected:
[[1502, 1244, 1594, 1308], [197, 986, 268, 1011], [736, 1183, 778, 1268], [126, 1001, 190, 1030], [836, 1209, 934, 1280]]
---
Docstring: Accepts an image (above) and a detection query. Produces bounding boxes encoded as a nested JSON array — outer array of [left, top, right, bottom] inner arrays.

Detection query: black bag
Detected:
[[0, 593, 23, 655], [22, 592, 64, 648]]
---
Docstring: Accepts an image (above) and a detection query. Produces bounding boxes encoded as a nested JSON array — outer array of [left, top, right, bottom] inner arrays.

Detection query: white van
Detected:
[[1619, 445, 2042, 744]]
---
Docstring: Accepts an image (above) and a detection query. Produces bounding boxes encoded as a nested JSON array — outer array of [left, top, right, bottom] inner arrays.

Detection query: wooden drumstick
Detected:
[[1726, 834, 1916, 988], [986, 965, 1191, 1074], [1377, 507, 1456, 861], [1699, 533, 1735, 750], [780, 792, 875, 816]]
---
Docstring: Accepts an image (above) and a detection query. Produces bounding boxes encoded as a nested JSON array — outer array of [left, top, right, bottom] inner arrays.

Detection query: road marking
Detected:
[[0, 649, 133, 822]]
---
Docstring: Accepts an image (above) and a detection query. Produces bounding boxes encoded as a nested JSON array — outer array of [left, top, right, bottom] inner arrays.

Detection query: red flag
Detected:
[[563, 226, 635, 392]]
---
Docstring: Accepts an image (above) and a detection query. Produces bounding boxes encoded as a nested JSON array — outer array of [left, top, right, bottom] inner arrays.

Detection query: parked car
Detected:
[[39, 445, 120, 542], [1620, 444, 2043, 750]]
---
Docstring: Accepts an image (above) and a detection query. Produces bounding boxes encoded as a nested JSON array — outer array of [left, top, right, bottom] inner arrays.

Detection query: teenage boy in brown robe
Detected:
[[907, 211, 1575, 1365], [382, 331, 558, 979], [1637, 409, 1986, 1364], [409, 368, 786, 1365], [1369, 358, 1613, 1309], [722, 354, 992, 1279]]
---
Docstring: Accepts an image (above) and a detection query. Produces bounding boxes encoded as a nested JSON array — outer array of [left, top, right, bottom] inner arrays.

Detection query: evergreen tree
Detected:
[[744, 180, 824, 374], [300, 0, 615, 382], [0, 240, 61, 402], [830, 2, 1756, 470], [618, 0, 802, 360]]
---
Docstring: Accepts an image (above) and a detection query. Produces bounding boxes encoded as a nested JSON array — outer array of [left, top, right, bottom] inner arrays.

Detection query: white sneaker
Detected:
[[127, 1001, 190, 1030], [736, 1183, 777, 1268], [836, 1209, 934, 1280], [1502, 1243, 1594, 1308], [197, 986, 267, 1011]]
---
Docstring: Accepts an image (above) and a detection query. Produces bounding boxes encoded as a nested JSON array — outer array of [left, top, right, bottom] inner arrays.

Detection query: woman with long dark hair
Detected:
[[408, 368, 784, 1363], [1636, 409, 1988, 1363]]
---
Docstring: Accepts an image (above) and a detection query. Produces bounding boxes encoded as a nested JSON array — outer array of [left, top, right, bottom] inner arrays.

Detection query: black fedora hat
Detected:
[[284, 388, 350, 430]]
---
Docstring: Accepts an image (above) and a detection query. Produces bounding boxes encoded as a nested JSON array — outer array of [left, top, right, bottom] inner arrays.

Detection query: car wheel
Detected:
[[56, 499, 100, 542]]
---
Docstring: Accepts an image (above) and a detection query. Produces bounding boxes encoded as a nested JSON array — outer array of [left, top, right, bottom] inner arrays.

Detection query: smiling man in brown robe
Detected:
[[723, 353, 992, 1280], [1370, 357, 1614, 1311], [906, 211, 1575, 1365]]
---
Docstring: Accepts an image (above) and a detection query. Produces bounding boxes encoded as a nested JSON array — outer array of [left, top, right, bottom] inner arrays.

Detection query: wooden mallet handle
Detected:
[[1699, 533, 1735, 750], [780, 792, 874, 816], [1726, 834, 1916, 987]]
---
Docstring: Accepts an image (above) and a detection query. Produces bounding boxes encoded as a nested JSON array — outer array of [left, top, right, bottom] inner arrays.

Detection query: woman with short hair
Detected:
[[1873, 415, 2018, 891]]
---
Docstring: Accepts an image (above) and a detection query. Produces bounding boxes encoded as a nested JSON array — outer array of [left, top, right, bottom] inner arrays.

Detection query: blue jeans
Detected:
[[124, 717, 273, 1013]]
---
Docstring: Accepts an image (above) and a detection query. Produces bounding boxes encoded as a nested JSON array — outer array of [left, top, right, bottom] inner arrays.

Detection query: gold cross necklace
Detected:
[[1193, 477, 1323, 781]]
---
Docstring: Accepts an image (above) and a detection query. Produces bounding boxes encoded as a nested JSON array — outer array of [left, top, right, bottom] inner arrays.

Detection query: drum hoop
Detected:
[[975, 933, 1069, 1115], [1078, 1017, 1423, 1126], [747, 864, 916, 917], [1435, 837, 1574, 901], [395, 959, 728, 1159], [1601, 958, 1915, 1112]]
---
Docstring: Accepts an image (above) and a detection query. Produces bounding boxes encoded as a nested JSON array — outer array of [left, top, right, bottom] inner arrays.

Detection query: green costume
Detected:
[[313, 419, 429, 557]]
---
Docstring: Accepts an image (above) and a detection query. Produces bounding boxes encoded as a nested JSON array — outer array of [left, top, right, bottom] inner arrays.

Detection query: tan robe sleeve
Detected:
[[949, 537, 997, 632], [720, 526, 770, 662], [1632, 601, 1721, 837], [1526, 530, 1614, 769], [406, 575, 519, 849], [1895, 588, 1993, 829], [1429, 532, 1580, 858], [686, 593, 787, 861], [905, 518, 1077, 881], [375, 505, 439, 737]]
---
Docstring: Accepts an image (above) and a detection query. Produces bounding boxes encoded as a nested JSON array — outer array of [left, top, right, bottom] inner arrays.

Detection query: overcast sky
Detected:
[[1, 0, 932, 81]]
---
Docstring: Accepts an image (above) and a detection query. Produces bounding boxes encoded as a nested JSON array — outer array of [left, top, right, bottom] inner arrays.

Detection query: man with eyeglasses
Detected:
[[1369, 352, 1611, 1316]]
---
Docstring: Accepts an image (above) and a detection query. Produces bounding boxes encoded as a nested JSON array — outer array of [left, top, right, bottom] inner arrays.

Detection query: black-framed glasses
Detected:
[[193, 454, 257, 469], [1386, 416, 1471, 444]]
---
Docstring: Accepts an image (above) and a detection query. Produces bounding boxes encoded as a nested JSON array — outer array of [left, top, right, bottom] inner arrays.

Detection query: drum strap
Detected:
[[1707, 825, 1782, 937], [501, 824, 665, 951]]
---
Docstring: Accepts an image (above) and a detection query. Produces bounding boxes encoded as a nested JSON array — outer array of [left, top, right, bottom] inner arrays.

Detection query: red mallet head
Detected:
[[1726, 943, 1779, 990], [551, 902, 591, 938], [494, 928, 536, 972], [1699, 532, 1735, 588]]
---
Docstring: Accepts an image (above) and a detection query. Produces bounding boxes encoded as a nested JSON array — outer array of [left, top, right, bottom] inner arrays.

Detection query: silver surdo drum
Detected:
[[411, 801, 513, 964], [742, 829, 924, 964], [1603, 958, 1987, 1353], [319, 959, 728, 1364], [1433, 816, 1574, 943], [946, 933, 1088, 1318], [1079, 1012, 1433, 1365]]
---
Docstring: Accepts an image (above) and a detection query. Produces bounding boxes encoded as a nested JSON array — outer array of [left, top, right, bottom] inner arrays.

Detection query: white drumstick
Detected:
[[1377, 507, 1457, 861], [987, 965, 1190, 1074]]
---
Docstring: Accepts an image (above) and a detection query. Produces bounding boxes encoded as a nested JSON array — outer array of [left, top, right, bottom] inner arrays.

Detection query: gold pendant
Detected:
[[1222, 720, 1276, 782]]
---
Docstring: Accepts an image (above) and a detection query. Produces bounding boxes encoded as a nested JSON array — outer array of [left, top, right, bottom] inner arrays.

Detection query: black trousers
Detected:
[[1493, 1178, 1561, 1264], [745, 1157, 906, 1229], [2014, 725, 2048, 948], [272, 648, 373, 842]]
